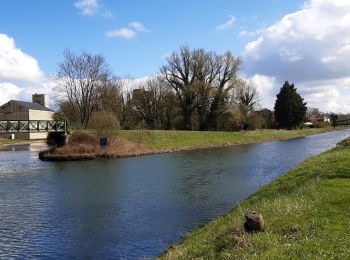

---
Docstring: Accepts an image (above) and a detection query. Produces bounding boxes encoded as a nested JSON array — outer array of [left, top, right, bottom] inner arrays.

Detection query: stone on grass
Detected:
[[244, 211, 265, 233]]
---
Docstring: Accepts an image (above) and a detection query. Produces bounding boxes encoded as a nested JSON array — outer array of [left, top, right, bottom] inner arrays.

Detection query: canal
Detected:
[[0, 129, 349, 259]]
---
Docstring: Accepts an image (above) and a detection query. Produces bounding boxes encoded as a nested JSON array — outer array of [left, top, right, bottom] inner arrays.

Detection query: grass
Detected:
[[40, 127, 344, 160], [118, 128, 337, 150], [0, 137, 30, 145], [160, 137, 350, 259], [40, 132, 153, 160]]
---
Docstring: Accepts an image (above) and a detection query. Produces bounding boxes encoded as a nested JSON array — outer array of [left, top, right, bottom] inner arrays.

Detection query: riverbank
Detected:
[[40, 127, 343, 161], [160, 137, 350, 259], [0, 138, 46, 146]]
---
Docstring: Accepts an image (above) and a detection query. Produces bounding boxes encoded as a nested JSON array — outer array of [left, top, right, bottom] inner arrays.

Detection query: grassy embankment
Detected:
[[160, 137, 350, 259], [0, 138, 31, 145], [39, 128, 339, 160], [118, 127, 336, 151]]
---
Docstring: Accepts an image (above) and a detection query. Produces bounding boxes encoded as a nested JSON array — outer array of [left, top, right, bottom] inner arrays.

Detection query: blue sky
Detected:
[[0, 0, 304, 77], [1, 0, 350, 113]]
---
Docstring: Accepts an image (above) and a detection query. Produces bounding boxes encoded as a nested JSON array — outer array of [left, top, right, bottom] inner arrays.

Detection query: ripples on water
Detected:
[[0, 130, 349, 258]]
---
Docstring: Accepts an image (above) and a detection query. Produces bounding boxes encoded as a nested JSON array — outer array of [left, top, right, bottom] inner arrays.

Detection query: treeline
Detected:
[[55, 47, 273, 131]]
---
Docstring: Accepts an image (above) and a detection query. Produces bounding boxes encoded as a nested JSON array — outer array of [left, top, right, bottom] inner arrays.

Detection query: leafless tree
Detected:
[[234, 79, 259, 129], [128, 76, 174, 129], [56, 49, 111, 127], [161, 46, 241, 130]]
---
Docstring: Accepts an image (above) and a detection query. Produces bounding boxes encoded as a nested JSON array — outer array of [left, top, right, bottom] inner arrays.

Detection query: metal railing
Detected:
[[337, 119, 350, 126], [0, 120, 68, 133]]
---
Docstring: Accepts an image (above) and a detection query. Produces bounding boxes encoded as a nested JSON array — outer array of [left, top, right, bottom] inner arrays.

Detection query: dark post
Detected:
[[100, 137, 108, 148]]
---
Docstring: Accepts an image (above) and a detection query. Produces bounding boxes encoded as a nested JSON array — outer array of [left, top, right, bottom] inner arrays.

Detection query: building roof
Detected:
[[11, 100, 53, 112]]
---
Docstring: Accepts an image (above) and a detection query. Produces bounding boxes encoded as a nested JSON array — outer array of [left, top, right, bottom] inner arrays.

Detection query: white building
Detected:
[[0, 94, 54, 139]]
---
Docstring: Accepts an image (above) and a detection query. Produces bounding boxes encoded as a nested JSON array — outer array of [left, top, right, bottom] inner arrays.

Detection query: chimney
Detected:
[[32, 93, 49, 108]]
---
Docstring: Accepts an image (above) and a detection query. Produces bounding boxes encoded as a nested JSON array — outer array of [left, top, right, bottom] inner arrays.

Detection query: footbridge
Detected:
[[337, 118, 350, 126], [0, 120, 68, 134]]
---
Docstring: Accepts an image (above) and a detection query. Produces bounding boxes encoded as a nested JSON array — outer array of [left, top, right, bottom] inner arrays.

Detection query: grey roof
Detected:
[[12, 100, 53, 112]]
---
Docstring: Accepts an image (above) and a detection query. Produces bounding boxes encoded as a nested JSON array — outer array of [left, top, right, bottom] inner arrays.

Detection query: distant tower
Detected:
[[32, 93, 49, 108]]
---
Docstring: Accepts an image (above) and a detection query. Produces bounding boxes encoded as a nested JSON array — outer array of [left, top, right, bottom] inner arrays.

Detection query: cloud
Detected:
[[106, 28, 136, 39], [0, 33, 55, 107], [243, 0, 350, 113], [106, 21, 150, 40], [74, 0, 99, 16], [129, 22, 150, 32], [74, 0, 112, 17], [249, 74, 276, 109], [216, 15, 236, 31], [239, 28, 263, 38], [0, 33, 44, 82]]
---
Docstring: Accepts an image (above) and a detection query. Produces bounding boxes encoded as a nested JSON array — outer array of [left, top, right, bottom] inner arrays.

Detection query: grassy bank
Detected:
[[0, 138, 31, 145], [119, 127, 337, 150], [160, 137, 350, 259], [40, 128, 343, 161]]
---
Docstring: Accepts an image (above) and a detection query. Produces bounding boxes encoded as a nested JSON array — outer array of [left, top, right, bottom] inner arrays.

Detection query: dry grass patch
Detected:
[[45, 131, 154, 159]]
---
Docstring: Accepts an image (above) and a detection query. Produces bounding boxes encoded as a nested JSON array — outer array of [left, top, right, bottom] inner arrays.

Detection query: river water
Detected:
[[0, 130, 349, 259]]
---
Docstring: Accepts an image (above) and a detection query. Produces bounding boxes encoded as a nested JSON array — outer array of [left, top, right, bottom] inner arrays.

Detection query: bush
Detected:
[[68, 132, 98, 145], [88, 111, 120, 141], [314, 121, 331, 128], [47, 132, 67, 147]]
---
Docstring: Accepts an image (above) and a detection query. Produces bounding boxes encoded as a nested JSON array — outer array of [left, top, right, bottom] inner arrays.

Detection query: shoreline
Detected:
[[0, 139, 47, 147], [159, 136, 350, 259], [39, 128, 345, 161]]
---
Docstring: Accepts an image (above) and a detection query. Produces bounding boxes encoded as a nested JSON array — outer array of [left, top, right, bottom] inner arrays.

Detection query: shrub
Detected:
[[68, 132, 98, 145], [314, 121, 331, 128], [88, 111, 120, 141], [47, 132, 67, 147]]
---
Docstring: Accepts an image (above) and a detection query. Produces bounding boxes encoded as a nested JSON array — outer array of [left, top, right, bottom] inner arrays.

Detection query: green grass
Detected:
[[0, 138, 29, 145], [119, 128, 336, 150], [160, 137, 350, 259]]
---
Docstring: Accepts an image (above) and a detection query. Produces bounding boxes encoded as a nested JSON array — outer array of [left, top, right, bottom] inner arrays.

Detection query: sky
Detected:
[[0, 0, 349, 113]]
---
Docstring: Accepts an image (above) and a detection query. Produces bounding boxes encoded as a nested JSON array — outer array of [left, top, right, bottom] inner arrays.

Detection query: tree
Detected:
[[234, 79, 259, 130], [330, 113, 339, 129], [160, 46, 241, 130], [274, 81, 307, 129], [56, 49, 111, 127]]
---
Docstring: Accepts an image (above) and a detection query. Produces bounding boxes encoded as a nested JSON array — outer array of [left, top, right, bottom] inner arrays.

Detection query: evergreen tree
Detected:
[[274, 81, 307, 129], [330, 113, 339, 129]]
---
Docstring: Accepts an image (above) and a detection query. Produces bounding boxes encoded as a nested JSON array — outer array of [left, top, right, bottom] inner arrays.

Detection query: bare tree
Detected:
[[207, 52, 241, 130], [234, 79, 259, 129], [56, 49, 111, 127], [161, 46, 241, 130], [128, 76, 174, 129]]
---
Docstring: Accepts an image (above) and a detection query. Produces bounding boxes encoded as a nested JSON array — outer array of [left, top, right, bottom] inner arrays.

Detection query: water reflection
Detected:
[[0, 129, 349, 258]]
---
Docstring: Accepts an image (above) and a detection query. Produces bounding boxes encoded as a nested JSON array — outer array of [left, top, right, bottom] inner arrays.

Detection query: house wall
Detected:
[[0, 102, 54, 140], [0, 101, 29, 120], [28, 109, 54, 120]]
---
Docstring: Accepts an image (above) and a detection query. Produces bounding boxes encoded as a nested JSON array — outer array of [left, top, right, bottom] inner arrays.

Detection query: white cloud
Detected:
[[106, 28, 136, 39], [106, 21, 150, 40], [0, 33, 55, 108], [243, 0, 350, 113], [74, 0, 112, 17], [239, 28, 263, 38], [0, 80, 56, 108], [0, 33, 44, 82], [249, 74, 276, 109], [0, 82, 21, 105], [74, 0, 99, 16], [129, 22, 150, 32], [216, 15, 236, 31]]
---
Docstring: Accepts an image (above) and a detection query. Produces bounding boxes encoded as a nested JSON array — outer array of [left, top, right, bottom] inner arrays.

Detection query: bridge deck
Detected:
[[0, 120, 68, 133]]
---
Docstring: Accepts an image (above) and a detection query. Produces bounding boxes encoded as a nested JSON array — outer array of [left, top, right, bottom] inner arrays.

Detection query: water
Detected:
[[0, 130, 349, 259]]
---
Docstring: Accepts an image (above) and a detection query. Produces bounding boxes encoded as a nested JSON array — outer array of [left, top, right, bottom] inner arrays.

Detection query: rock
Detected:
[[244, 211, 265, 233]]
